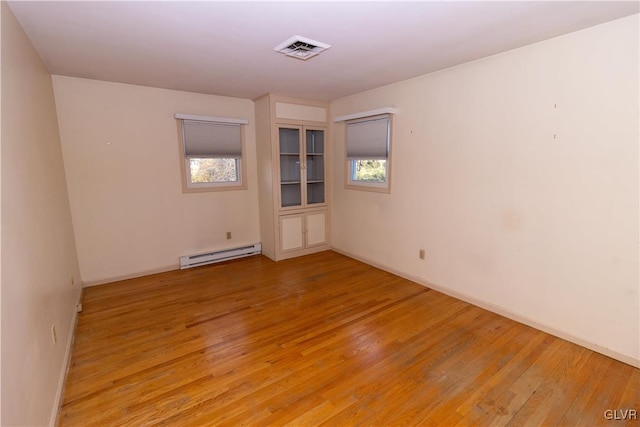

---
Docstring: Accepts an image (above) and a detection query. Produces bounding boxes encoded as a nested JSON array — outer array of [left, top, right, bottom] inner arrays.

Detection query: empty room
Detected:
[[1, 1, 639, 426]]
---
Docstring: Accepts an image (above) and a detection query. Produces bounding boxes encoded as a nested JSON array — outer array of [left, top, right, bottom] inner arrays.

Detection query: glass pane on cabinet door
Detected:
[[306, 129, 324, 204], [306, 129, 324, 155], [280, 128, 300, 155], [280, 128, 301, 208], [280, 155, 300, 183], [307, 182, 324, 205], [281, 183, 301, 207]]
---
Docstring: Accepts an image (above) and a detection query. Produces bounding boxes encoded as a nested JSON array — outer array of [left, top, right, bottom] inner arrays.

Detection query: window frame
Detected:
[[344, 114, 392, 193], [176, 116, 247, 193]]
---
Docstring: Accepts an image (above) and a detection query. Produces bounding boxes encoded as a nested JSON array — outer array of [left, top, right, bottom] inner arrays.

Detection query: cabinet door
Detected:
[[280, 215, 304, 252], [305, 211, 327, 247], [305, 129, 325, 206], [278, 127, 302, 208]]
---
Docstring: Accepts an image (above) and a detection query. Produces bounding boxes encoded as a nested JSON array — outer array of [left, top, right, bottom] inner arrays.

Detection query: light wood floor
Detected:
[[59, 251, 639, 426]]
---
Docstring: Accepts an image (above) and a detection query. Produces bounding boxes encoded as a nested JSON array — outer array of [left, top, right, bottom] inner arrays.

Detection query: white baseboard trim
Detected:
[[49, 287, 83, 427], [83, 264, 179, 287], [331, 247, 640, 369]]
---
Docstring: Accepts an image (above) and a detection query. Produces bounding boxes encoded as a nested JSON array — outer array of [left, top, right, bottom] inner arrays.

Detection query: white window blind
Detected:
[[182, 120, 242, 158], [346, 115, 390, 160]]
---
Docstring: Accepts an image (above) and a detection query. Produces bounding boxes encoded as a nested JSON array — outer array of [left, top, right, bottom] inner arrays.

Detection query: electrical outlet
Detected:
[[226, 231, 232, 240], [419, 249, 426, 260], [51, 325, 57, 345]]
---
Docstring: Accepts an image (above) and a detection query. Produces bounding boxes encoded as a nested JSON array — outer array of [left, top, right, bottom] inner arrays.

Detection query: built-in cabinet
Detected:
[[255, 94, 330, 261]]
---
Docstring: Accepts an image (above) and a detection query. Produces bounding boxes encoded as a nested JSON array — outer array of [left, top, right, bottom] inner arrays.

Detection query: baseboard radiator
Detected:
[[179, 243, 262, 269]]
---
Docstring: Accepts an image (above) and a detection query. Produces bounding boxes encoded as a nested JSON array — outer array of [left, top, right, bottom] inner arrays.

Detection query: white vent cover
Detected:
[[274, 35, 331, 61]]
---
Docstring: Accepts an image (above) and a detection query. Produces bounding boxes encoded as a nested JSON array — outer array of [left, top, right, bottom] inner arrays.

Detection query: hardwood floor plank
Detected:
[[58, 251, 639, 426]]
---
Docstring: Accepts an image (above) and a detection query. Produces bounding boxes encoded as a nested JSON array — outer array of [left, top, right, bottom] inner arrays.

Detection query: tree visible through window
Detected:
[[190, 158, 238, 183], [352, 159, 387, 183]]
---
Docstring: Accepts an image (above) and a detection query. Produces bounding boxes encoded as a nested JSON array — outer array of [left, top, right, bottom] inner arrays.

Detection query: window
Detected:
[[176, 115, 247, 192], [346, 114, 391, 192]]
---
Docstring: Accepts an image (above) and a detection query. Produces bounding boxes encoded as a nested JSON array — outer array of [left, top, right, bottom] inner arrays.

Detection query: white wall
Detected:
[[330, 15, 639, 365], [52, 77, 260, 285], [1, 3, 82, 425]]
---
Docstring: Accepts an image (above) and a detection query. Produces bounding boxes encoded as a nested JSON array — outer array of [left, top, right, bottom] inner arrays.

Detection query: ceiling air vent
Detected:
[[274, 35, 331, 61]]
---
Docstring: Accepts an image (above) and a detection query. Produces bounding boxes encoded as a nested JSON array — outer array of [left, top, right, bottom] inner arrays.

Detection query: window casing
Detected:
[[178, 118, 246, 192], [345, 114, 391, 192]]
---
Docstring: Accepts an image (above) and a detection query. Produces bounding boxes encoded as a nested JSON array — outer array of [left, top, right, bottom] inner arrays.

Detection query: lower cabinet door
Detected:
[[280, 214, 304, 252], [305, 211, 327, 247]]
